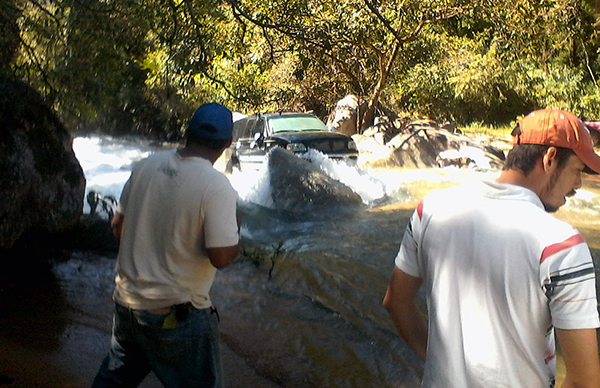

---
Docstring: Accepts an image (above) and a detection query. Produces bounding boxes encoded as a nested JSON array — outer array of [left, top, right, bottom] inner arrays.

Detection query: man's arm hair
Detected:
[[383, 266, 427, 359], [556, 327, 600, 388]]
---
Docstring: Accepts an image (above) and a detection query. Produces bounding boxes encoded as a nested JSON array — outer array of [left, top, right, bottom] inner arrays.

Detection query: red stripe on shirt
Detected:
[[417, 201, 424, 220], [539, 234, 585, 263]]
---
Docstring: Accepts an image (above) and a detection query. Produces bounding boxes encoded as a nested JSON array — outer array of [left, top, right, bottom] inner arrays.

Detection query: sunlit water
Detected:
[[55, 135, 600, 387]]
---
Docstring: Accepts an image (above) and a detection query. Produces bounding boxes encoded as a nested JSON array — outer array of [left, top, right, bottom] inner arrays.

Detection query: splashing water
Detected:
[[229, 163, 274, 208], [73, 136, 172, 215], [228, 149, 389, 208], [72, 135, 600, 222]]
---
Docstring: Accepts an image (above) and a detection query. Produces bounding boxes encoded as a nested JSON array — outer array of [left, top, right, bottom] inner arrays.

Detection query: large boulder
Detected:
[[0, 77, 86, 249], [356, 122, 506, 170], [326, 95, 359, 136], [268, 147, 363, 212]]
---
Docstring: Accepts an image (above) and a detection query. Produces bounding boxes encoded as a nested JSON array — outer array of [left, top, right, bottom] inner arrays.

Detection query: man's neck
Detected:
[[496, 167, 549, 200], [177, 144, 219, 164], [496, 169, 529, 187]]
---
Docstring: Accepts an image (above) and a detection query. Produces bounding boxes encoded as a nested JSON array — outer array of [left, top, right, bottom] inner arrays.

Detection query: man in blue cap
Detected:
[[92, 103, 240, 388]]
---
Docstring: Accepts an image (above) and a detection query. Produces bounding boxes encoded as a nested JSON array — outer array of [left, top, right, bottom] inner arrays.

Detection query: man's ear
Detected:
[[542, 146, 558, 172]]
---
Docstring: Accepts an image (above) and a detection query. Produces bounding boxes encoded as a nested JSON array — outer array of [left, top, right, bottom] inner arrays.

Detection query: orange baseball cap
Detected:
[[514, 109, 600, 173]]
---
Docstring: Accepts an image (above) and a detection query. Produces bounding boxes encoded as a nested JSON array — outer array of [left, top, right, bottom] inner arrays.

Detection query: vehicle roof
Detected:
[[261, 112, 320, 119]]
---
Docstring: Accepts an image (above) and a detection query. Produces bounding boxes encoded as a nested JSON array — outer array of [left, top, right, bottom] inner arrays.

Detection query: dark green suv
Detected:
[[227, 112, 358, 171]]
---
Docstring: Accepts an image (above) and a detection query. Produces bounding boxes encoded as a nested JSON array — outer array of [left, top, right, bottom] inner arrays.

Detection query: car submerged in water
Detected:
[[225, 112, 359, 172]]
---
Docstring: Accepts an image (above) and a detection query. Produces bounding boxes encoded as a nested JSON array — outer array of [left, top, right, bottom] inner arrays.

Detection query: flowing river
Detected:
[[19, 135, 600, 388]]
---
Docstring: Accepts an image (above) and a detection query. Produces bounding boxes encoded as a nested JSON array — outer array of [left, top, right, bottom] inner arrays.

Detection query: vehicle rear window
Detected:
[[269, 115, 327, 133]]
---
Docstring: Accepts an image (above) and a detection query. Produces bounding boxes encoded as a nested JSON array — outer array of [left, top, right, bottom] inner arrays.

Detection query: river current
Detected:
[[51, 136, 600, 387]]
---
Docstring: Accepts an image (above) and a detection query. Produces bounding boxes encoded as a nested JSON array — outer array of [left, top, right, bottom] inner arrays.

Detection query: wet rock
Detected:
[[0, 77, 85, 249], [356, 122, 506, 170], [437, 150, 475, 168], [267, 147, 363, 212]]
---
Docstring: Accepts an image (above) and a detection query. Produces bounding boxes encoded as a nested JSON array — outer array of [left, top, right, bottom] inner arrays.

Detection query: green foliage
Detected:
[[388, 0, 600, 124], [394, 35, 536, 123], [578, 85, 600, 119], [10, 0, 235, 138], [4, 0, 600, 133], [0, 0, 21, 76], [461, 122, 513, 138]]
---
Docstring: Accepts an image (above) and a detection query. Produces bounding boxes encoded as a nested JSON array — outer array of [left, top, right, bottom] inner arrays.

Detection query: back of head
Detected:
[[505, 109, 600, 174], [186, 103, 233, 150]]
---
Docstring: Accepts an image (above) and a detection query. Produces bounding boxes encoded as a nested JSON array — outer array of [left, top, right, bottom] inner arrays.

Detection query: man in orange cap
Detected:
[[384, 109, 600, 387]]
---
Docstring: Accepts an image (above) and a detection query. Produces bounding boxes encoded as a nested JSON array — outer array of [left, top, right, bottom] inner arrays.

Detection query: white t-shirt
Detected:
[[395, 179, 599, 388], [113, 150, 239, 310]]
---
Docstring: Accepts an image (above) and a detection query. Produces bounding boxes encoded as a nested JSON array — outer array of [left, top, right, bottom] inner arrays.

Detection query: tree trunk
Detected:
[[360, 41, 400, 132]]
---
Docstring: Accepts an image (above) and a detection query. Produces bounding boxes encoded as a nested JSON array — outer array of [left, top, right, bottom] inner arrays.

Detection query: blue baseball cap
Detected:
[[187, 103, 233, 141]]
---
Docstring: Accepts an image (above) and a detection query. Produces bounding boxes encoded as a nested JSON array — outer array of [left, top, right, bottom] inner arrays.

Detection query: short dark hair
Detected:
[[185, 124, 232, 150], [503, 144, 575, 175]]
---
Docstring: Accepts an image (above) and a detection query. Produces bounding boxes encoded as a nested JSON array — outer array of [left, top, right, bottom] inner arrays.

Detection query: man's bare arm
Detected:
[[556, 327, 600, 388], [206, 245, 239, 269], [206, 205, 241, 269], [111, 212, 124, 244], [383, 266, 427, 359]]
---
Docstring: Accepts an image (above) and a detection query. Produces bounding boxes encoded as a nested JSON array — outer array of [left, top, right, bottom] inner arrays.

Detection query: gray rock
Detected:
[[357, 123, 505, 170], [267, 147, 362, 212], [326, 95, 358, 136], [0, 77, 85, 249]]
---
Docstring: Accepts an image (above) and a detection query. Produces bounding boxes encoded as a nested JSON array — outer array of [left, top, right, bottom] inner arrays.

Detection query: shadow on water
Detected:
[[0, 250, 68, 352], [0, 222, 126, 388], [0, 243, 73, 387]]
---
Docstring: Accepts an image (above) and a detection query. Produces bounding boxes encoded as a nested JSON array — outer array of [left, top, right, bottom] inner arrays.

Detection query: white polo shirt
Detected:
[[395, 179, 599, 388]]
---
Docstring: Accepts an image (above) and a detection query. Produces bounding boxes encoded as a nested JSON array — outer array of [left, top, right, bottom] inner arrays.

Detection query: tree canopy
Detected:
[[2, 0, 599, 138]]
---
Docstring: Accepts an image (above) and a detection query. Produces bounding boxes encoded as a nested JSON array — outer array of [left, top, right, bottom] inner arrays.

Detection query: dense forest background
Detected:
[[1, 0, 600, 139]]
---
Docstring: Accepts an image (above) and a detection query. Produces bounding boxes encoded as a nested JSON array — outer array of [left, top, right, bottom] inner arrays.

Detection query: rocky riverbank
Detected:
[[0, 245, 283, 388]]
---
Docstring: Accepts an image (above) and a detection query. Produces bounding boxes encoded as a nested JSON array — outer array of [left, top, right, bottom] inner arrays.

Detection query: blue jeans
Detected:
[[92, 302, 222, 388]]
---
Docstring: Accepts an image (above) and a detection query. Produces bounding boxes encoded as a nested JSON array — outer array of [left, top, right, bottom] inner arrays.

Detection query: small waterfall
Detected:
[[229, 148, 400, 209]]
